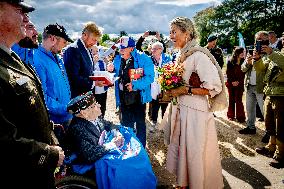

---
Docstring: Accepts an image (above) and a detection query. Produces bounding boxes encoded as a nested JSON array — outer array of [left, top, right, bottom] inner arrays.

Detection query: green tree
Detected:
[[193, 6, 216, 47], [110, 37, 120, 43], [101, 34, 110, 43], [120, 31, 128, 37], [194, 0, 284, 53]]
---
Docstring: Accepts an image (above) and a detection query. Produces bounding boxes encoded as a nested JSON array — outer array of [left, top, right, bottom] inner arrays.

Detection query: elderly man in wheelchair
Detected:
[[55, 91, 157, 189]]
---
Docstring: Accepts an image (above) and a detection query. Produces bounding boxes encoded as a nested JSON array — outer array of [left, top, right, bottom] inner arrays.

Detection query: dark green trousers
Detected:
[[264, 96, 284, 142]]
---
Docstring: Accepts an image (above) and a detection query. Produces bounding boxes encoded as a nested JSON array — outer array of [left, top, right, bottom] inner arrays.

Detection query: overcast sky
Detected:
[[26, 0, 222, 39]]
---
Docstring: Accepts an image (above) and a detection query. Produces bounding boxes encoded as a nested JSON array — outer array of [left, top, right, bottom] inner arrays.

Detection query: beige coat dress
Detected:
[[163, 41, 224, 189]]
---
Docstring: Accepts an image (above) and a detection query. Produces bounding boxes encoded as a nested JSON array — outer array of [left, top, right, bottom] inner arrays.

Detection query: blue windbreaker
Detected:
[[12, 43, 34, 65], [113, 49, 154, 107], [33, 46, 72, 124]]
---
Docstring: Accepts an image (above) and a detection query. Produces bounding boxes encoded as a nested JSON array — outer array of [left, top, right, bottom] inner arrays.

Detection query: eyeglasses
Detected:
[[152, 48, 162, 51]]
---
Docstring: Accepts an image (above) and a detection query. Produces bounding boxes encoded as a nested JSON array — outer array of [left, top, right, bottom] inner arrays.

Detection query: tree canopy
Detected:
[[194, 0, 284, 53]]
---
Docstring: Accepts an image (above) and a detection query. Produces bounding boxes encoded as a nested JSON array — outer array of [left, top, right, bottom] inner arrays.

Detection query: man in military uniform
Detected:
[[253, 31, 284, 169], [206, 34, 224, 69], [0, 1, 64, 188]]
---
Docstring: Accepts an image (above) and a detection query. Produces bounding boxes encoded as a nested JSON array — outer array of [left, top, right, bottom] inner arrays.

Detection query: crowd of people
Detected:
[[0, 0, 283, 189], [225, 31, 284, 171]]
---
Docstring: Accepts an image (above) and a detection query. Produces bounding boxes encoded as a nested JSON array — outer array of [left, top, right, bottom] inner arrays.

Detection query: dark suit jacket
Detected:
[[63, 39, 94, 98], [0, 48, 59, 188]]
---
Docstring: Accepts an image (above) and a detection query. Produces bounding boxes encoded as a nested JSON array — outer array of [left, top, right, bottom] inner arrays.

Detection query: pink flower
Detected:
[[172, 76, 178, 83]]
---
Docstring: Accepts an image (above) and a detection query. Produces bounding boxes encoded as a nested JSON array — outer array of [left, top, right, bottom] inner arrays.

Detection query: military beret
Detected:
[[67, 91, 96, 114]]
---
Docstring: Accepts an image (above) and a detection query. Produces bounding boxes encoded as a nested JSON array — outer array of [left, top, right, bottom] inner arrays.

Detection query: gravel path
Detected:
[[104, 88, 284, 189]]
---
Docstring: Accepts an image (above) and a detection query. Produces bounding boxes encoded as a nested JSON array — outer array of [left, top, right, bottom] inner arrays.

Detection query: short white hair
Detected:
[[151, 41, 164, 51]]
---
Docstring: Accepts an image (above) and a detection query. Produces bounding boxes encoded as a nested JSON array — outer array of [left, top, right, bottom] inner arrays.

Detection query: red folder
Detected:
[[129, 68, 144, 80], [89, 76, 114, 86]]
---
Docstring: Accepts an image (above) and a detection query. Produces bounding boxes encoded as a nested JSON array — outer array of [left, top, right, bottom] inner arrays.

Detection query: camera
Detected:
[[255, 40, 269, 53], [148, 31, 157, 35], [248, 49, 254, 55]]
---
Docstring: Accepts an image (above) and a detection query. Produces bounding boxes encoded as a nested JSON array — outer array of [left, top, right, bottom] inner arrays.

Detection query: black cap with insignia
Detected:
[[2, 0, 35, 13], [44, 23, 73, 43]]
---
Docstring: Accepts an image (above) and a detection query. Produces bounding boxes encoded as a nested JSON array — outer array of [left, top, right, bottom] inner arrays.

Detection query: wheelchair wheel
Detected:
[[55, 175, 97, 189]]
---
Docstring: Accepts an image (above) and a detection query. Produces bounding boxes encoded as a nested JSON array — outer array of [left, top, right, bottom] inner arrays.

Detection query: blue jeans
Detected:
[[246, 85, 264, 129], [120, 101, 146, 147]]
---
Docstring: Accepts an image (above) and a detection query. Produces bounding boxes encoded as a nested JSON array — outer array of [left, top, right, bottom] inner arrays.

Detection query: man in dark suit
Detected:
[[63, 22, 102, 98], [0, 1, 64, 188], [205, 34, 224, 69]]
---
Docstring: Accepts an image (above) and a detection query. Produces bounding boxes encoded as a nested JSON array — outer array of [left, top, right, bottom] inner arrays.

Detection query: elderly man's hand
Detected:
[[125, 83, 133, 92], [49, 145, 65, 167], [107, 63, 114, 72]]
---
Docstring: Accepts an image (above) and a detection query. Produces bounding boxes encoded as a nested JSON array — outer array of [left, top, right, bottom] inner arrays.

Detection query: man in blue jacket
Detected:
[[33, 23, 73, 130], [107, 36, 154, 147], [12, 20, 39, 65]]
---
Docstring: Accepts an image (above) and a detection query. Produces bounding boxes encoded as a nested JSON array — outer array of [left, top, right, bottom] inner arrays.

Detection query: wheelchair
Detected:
[[55, 175, 97, 189], [53, 124, 98, 189], [54, 148, 98, 189]]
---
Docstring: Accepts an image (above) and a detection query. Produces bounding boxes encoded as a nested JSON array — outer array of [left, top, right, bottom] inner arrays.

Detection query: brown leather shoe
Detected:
[[269, 158, 284, 169], [255, 147, 274, 157]]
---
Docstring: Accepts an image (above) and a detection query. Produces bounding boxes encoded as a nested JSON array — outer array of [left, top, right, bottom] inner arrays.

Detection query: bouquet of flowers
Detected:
[[157, 62, 185, 104]]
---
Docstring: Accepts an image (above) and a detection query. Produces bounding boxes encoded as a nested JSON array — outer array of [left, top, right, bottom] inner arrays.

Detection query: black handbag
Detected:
[[122, 91, 140, 105]]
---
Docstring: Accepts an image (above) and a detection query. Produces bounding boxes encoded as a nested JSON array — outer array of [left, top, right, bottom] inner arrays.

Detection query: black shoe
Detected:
[[269, 158, 284, 169], [255, 147, 274, 157], [261, 133, 270, 143], [239, 127, 256, 134], [258, 117, 264, 122]]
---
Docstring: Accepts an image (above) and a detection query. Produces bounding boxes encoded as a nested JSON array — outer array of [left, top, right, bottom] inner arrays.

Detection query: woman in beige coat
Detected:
[[163, 16, 224, 189]]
